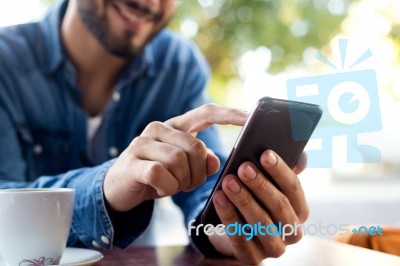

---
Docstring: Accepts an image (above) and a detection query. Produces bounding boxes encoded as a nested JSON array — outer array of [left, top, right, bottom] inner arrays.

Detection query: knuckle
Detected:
[[229, 234, 247, 247], [190, 139, 207, 154], [202, 103, 216, 113], [223, 211, 238, 223], [167, 148, 191, 189], [201, 104, 217, 122], [169, 148, 188, 165], [217, 202, 236, 222], [275, 159, 287, 174], [129, 136, 142, 148], [128, 137, 147, 156], [277, 194, 290, 211], [190, 140, 207, 162], [261, 217, 272, 228], [145, 162, 164, 182], [146, 121, 164, 133], [237, 190, 252, 207], [257, 177, 271, 192], [145, 162, 178, 196], [220, 212, 236, 224]]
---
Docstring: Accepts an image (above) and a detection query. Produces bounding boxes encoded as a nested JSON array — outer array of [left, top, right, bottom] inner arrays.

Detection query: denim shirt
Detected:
[[0, 0, 226, 250]]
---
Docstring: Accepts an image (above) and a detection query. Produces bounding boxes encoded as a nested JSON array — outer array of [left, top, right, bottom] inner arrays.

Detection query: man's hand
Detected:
[[208, 150, 309, 265], [103, 104, 248, 212]]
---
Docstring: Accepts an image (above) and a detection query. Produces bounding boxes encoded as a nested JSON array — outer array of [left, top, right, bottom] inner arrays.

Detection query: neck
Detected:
[[61, 1, 128, 116]]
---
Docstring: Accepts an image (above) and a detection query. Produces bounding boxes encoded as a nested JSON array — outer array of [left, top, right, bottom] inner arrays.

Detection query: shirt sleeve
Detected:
[[0, 104, 154, 250]]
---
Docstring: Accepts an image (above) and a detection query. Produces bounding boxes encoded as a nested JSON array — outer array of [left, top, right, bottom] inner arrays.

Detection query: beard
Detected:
[[77, 0, 166, 59]]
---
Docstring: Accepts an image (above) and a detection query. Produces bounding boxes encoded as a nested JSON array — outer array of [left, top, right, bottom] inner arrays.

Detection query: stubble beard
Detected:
[[78, 0, 168, 59]]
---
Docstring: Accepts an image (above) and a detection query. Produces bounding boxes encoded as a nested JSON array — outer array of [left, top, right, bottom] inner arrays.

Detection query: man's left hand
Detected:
[[209, 150, 309, 265]]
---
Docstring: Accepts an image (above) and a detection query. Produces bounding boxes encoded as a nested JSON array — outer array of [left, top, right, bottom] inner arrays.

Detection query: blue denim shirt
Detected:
[[0, 0, 226, 249]]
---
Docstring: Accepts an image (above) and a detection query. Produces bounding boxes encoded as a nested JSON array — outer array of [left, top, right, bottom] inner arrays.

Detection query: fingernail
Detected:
[[244, 165, 256, 179], [215, 193, 227, 206], [265, 151, 277, 166], [228, 178, 241, 193]]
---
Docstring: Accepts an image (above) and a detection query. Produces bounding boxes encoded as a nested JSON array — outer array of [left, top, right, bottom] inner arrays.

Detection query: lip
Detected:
[[112, 1, 153, 31]]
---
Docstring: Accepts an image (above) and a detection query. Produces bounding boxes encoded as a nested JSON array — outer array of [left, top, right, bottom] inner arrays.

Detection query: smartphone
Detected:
[[199, 97, 322, 225]]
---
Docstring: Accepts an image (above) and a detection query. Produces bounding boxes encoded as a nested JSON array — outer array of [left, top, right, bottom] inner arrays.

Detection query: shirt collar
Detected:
[[39, 0, 67, 73], [39, 0, 157, 78]]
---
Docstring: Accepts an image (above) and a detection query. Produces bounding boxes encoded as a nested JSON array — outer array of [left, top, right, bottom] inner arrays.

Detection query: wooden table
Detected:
[[96, 236, 400, 266]]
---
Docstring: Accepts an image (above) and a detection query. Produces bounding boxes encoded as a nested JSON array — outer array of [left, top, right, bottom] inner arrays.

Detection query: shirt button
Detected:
[[100, 235, 110, 245], [33, 144, 43, 155], [112, 91, 121, 102], [92, 240, 101, 249], [108, 147, 119, 157]]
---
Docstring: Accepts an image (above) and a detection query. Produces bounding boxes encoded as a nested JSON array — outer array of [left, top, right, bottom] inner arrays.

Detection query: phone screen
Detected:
[[199, 97, 322, 225]]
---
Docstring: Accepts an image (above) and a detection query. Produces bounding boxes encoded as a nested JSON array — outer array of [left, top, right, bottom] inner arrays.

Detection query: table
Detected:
[[95, 236, 400, 266]]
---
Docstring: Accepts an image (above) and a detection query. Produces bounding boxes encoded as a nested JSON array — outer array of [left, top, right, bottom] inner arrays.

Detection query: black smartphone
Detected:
[[199, 97, 322, 225]]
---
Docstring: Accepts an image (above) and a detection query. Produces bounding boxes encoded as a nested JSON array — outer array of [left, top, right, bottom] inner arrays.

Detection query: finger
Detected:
[[130, 136, 191, 191], [134, 160, 179, 198], [260, 150, 309, 223], [212, 189, 264, 265], [221, 175, 288, 256], [105, 156, 179, 212], [237, 162, 303, 244], [140, 121, 209, 190], [293, 152, 307, 175], [165, 104, 248, 135]]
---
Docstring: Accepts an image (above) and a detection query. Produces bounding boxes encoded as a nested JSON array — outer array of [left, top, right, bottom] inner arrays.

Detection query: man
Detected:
[[0, 0, 308, 264]]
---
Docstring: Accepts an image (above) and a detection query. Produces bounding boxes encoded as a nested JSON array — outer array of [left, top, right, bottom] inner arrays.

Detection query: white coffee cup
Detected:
[[0, 188, 74, 266]]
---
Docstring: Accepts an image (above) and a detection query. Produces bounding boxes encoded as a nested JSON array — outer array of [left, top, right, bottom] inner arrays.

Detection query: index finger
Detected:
[[165, 103, 248, 134]]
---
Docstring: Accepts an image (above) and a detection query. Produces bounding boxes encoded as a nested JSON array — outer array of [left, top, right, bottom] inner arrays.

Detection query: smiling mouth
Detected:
[[113, 0, 158, 24]]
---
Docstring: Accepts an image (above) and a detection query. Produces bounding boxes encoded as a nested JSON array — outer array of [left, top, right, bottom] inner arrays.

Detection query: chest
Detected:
[[5, 68, 185, 178]]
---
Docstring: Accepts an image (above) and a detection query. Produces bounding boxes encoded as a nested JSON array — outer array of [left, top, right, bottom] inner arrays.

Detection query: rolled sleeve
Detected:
[[67, 160, 115, 249], [0, 158, 154, 250], [64, 160, 155, 249]]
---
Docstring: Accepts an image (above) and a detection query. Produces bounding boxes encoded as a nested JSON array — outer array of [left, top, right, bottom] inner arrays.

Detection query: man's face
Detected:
[[77, 0, 177, 58]]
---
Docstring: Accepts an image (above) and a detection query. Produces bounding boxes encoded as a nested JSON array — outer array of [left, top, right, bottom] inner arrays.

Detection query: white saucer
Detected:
[[59, 248, 103, 266], [0, 247, 103, 266]]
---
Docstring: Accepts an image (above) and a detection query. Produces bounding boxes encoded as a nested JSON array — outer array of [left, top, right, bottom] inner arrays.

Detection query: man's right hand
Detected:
[[103, 104, 248, 212]]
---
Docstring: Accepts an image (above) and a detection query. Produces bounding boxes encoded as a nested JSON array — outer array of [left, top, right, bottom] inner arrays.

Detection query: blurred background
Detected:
[[1, 0, 399, 244]]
